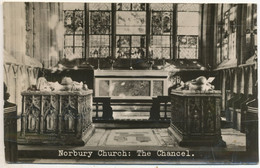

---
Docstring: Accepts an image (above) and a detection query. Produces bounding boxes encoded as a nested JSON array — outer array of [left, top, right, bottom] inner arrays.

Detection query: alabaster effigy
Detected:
[[18, 77, 94, 145]]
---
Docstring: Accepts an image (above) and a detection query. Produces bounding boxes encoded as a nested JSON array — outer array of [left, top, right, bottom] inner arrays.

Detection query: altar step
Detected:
[[93, 118, 170, 128]]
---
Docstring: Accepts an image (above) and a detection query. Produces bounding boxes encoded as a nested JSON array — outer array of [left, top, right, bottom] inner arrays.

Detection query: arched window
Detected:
[[63, 3, 202, 61]]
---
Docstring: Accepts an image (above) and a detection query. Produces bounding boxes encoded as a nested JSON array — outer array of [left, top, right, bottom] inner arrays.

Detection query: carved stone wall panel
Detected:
[[168, 90, 226, 147], [18, 90, 94, 145]]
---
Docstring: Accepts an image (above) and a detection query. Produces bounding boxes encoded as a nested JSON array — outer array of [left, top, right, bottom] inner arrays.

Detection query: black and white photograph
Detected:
[[1, 1, 259, 166]]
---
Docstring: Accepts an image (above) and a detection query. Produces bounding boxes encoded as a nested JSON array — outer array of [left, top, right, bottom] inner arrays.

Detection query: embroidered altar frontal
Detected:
[[18, 90, 95, 145], [168, 90, 226, 147]]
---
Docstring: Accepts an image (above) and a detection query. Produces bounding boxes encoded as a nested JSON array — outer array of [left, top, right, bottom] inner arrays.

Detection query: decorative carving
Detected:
[[204, 97, 215, 132], [42, 96, 58, 132], [61, 96, 77, 132], [20, 90, 94, 145], [189, 98, 201, 133], [169, 91, 225, 146], [25, 96, 41, 132]]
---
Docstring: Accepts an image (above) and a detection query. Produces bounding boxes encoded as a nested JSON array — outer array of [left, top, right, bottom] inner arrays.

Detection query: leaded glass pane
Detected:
[[65, 35, 73, 46], [89, 47, 110, 58], [162, 48, 170, 59], [162, 12, 171, 34], [89, 35, 111, 57], [178, 4, 200, 12], [116, 48, 130, 58], [178, 12, 199, 27], [74, 11, 84, 34], [152, 48, 162, 59], [178, 48, 198, 59], [132, 36, 141, 47], [117, 3, 131, 11], [89, 35, 99, 47], [132, 36, 145, 47], [152, 12, 171, 35], [132, 3, 146, 11], [161, 36, 170, 47], [152, 12, 163, 34], [74, 36, 83, 46], [64, 47, 74, 58], [178, 36, 198, 47], [150, 3, 173, 11], [178, 36, 198, 59], [64, 11, 73, 26], [89, 3, 111, 10], [90, 26, 111, 35], [100, 47, 110, 57], [177, 26, 199, 35], [74, 47, 83, 58], [89, 48, 99, 58], [90, 12, 111, 34], [131, 48, 146, 59], [116, 12, 146, 34], [151, 36, 170, 47], [63, 3, 84, 10], [116, 36, 130, 47], [151, 36, 160, 47]]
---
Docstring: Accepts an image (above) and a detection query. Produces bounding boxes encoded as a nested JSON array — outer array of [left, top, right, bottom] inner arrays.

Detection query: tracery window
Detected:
[[150, 4, 174, 59], [116, 3, 146, 59], [64, 7, 85, 59], [177, 4, 200, 59], [62, 3, 202, 61], [216, 4, 238, 64], [244, 4, 257, 62], [89, 3, 112, 58]]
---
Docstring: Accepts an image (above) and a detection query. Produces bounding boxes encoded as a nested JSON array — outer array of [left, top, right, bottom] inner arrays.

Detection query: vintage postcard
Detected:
[[2, 1, 259, 166]]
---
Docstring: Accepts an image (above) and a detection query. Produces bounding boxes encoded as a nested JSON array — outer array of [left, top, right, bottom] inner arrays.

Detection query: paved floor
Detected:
[[18, 128, 246, 151]]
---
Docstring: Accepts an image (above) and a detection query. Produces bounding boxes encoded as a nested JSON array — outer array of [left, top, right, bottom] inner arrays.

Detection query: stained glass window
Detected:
[[150, 3, 173, 11], [89, 3, 112, 58], [216, 4, 238, 64], [116, 3, 146, 59], [150, 4, 173, 59], [62, 3, 202, 61], [177, 36, 198, 59], [117, 3, 146, 11], [116, 12, 146, 34], [64, 9, 85, 59], [177, 4, 200, 59], [116, 36, 146, 59]]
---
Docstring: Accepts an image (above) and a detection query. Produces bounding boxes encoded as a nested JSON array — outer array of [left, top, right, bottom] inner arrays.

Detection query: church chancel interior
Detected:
[[3, 2, 258, 164]]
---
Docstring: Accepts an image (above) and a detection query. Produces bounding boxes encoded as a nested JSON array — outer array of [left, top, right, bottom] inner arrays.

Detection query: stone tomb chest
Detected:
[[18, 90, 94, 145], [168, 90, 226, 147]]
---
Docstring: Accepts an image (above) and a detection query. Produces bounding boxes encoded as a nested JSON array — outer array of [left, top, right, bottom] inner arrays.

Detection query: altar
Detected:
[[94, 70, 169, 99]]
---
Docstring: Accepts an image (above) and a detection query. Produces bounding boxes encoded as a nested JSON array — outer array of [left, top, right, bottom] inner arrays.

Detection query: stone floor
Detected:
[[17, 127, 247, 164]]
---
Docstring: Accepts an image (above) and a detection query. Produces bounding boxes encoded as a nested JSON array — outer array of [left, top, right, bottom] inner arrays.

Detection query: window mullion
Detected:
[[85, 3, 89, 59], [112, 3, 117, 58], [73, 11, 75, 54], [172, 4, 177, 59], [146, 3, 150, 59]]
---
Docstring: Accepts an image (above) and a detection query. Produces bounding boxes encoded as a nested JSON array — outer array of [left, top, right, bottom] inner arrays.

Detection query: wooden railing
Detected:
[[92, 96, 171, 121]]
